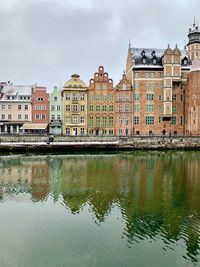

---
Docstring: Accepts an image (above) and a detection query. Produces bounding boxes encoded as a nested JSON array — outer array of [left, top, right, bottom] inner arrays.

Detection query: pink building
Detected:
[[115, 73, 133, 136], [21, 86, 49, 134]]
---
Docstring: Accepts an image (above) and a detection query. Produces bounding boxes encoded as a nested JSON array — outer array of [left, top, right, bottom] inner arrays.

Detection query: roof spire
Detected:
[[128, 37, 131, 49], [193, 16, 196, 27]]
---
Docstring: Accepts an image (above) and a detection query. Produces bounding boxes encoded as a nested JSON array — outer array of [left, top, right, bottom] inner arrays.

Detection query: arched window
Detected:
[[37, 97, 43, 102]]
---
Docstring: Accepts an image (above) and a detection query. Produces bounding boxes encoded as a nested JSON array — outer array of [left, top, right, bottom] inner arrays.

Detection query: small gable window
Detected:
[[37, 97, 43, 102]]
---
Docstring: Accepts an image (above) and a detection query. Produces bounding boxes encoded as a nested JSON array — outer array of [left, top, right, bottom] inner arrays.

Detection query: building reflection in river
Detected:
[[0, 152, 200, 262]]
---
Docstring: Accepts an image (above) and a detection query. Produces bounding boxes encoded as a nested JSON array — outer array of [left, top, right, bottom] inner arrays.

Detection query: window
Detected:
[[54, 96, 57, 101], [158, 105, 163, 112], [171, 116, 176, 125], [118, 106, 123, 113], [37, 97, 43, 102], [18, 114, 22, 120], [66, 128, 70, 135], [95, 84, 100, 90], [35, 105, 40, 110], [89, 105, 94, 112], [73, 105, 78, 112], [73, 94, 78, 101], [8, 114, 12, 120], [66, 116, 70, 123], [96, 105, 100, 112], [89, 117, 94, 127], [102, 95, 107, 101], [172, 106, 177, 113], [159, 116, 162, 123], [66, 105, 70, 112], [80, 105, 85, 112], [109, 105, 114, 112], [73, 116, 78, 124], [125, 117, 129, 125], [172, 94, 176, 101], [118, 95, 123, 102], [109, 116, 114, 127], [66, 94, 70, 100], [153, 58, 157, 65], [51, 115, 55, 120], [142, 58, 147, 64], [80, 117, 85, 123], [125, 95, 130, 101], [57, 115, 61, 120], [80, 128, 85, 135], [134, 104, 139, 112], [51, 105, 55, 110], [146, 116, 154, 125], [102, 84, 107, 90], [134, 116, 139, 125], [25, 105, 28, 110], [146, 94, 154, 101], [118, 117, 123, 125], [134, 83, 139, 89], [57, 105, 61, 111], [109, 95, 114, 101], [146, 104, 154, 112], [80, 94, 85, 101], [151, 72, 155, 78], [134, 94, 140, 101], [122, 84, 126, 90], [18, 105, 22, 110], [25, 115, 28, 120], [35, 114, 40, 120], [41, 114, 46, 120], [96, 94, 100, 101], [125, 106, 129, 112], [181, 94, 183, 101], [102, 116, 107, 127], [119, 129, 123, 135], [1, 114, 5, 120], [8, 105, 11, 110], [146, 72, 149, 78], [41, 105, 46, 110], [89, 95, 94, 101], [96, 116, 100, 127], [135, 72, 139, 78], [181, 116, 184, 126], [102, 105, 107, 112]]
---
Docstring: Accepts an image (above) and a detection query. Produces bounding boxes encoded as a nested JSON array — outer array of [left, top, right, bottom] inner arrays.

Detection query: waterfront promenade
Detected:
[[0, 135, 200, 152]]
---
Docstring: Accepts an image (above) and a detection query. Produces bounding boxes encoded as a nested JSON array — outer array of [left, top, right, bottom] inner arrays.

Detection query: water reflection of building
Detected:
[[62, 157, 88, 213], [31, 160, 49, 201]]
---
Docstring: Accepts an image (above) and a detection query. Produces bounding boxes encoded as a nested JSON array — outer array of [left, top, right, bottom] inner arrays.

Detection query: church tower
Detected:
[[187, 18, 200, 60]]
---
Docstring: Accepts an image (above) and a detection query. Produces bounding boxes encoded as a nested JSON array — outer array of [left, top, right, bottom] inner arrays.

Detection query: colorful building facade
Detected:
[[62, 74, 87, 136], [115, 73, 133, 136], [0, 83, 32, 134], [49, 86, 63, 135], [88, 66, 115, 136]]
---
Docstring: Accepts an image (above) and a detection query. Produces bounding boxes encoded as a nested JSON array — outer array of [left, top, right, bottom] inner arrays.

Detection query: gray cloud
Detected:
[[0, 0, 199, 89]]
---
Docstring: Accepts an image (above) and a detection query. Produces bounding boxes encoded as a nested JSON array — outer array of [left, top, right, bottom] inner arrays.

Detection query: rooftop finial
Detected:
[[128, 37, 131, 49], [193, 16, 196, 27]]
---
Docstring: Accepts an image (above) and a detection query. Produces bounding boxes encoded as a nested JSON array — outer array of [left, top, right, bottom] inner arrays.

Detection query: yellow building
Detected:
[[62, 74, 87, 136]]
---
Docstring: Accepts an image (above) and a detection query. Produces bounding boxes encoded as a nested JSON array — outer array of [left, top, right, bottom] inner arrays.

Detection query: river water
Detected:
[[0, 152, 200, 267]]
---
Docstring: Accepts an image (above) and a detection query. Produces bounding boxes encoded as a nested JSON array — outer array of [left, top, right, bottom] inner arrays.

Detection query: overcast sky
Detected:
[[0, 0, 199, 90]]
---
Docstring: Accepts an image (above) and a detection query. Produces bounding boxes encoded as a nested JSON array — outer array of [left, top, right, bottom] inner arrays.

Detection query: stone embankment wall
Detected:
[[0, 135, 200, 153]]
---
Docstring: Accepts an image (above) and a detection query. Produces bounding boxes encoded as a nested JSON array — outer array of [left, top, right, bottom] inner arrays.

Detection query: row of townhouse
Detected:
[[1, 22, 200, 136]]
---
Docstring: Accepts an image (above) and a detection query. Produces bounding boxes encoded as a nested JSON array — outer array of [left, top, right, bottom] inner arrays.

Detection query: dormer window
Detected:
[[152, 57, 157, 64], [142, 57, 147, 64], [184, 59, 187, 65]]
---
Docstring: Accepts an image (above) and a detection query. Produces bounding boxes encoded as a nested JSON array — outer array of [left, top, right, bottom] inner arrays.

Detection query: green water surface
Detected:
[[0, 152, 200, 267]]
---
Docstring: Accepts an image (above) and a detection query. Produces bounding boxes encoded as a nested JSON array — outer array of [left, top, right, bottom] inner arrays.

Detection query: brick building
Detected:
[[115, 73, 133, 136], [21, 86, 49, 134], [88, 66, 115, 136], [185, 58, 200, 136]]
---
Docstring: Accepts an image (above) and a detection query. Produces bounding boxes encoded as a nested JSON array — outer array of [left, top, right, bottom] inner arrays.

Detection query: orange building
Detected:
[[88, 66, 115, 136], [115, 73, 133, 136]]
